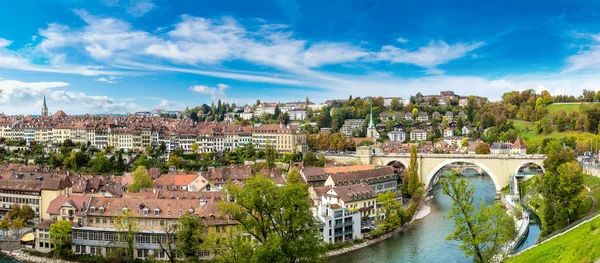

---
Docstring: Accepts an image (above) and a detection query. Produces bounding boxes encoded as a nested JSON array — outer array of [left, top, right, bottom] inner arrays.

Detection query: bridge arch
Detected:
[[386, 160, 409, 169], [514, 160, 545, 175], [424, 159, 501, 192]]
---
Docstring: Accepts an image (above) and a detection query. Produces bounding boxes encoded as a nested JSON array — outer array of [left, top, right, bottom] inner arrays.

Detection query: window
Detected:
[[154, 208, 160, 216], [95, 218, 100, 224]]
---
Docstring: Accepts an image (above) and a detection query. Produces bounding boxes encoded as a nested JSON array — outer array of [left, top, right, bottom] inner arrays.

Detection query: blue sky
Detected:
[[2, 0, 600, 114]]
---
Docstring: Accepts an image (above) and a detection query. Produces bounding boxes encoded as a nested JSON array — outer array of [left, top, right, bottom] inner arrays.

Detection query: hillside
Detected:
[[504, 215, 600, 263], [547, 103, 582, 114], [511, 120, 587, 141]]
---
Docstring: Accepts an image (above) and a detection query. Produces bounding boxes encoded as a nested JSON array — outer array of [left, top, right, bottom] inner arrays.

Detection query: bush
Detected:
[[403, 201, 419, 222], [22, 248, 52, 258]]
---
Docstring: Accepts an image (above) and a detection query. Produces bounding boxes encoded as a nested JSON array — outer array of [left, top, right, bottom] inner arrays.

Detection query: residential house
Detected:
[[314, 183, 378, 226], [445, 111, 454, 121], [404, 112, 413, 121], [388, 131, 406, 142], [410, 129, 427, 141], [443, 128, 454, 138], [417, 112, 429, 122]]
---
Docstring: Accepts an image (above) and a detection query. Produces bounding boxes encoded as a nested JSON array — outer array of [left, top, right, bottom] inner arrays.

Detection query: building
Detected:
[[410, 129, 427, 141], [154, 173, 216, 192], [324, 166, 398, 194], [404, 112, 413, 121], [41, 96, 48, 117], [314, 202, 362, 244], [301, 167, 327, 187], [445, 111, 454, 121], [458, 98, 469, 107], [314, 184, 378, 226], [383, 97, 404, 108], [511, 136, 527, 155], [366, 104, 379, 139], [417, 112, 429, 122], [70, 195, 236, 260], [443, 128, 454, 137], [491, 142, 512, 155], [340, 119, 365, 136], [387, 131, 406, 142], [288, 109, 307, 121]]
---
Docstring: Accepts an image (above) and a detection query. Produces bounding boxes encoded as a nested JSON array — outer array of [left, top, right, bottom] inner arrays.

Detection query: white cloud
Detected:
[[372, 40, 485, 74], [158, 99, 185, 110], [0, 38, 12, 48], [0, 79, 139, 114], [126, 0, 155, 17], [189, 83, 230, 100], [396, 37, 408, 43], [94, 76, 121, 84]]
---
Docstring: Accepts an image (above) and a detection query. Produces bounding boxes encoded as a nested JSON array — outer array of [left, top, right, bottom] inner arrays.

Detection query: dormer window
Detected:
[[99, 207, 105, 213], [122, 207, 128, 213], [188, 208, 194, 214], [143, 208, 149, 215], [154, 208, 160, 216], [90, 207, 96, 213]]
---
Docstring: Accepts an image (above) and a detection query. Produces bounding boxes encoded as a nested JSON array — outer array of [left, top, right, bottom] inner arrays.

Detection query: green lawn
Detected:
[[504, 215, 600, 263], [547, 103, 583, 114], [511, 119, 589, 141]]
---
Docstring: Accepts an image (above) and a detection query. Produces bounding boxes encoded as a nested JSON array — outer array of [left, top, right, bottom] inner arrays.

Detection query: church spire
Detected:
[[368, 98, 374, 128], [41, 95, 48, 117], [43, 95, 47, 109]]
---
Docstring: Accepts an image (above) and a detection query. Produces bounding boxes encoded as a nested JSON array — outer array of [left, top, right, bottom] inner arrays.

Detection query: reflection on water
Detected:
[[330, 171, 496, 263]]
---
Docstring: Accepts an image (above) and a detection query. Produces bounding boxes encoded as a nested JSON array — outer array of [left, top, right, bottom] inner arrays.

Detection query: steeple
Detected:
[[368, 99, 374, 128], [41, 95, 48, 117]]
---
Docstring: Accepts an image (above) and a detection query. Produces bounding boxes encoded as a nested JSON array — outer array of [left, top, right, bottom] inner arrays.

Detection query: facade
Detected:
[[314, 202, 362, 244], [387, 131, 406, 142], [340, 119, 365, 136], [417, 112, 429, 122], [288, 109, 307, 120], [410, 129, 427, 141], [324, 167, 399, 194], [443, 128, 454, 137], [314, 184, 378, 226]]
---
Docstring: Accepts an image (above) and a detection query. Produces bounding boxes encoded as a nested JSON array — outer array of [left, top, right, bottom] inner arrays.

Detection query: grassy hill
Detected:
[[511, 120, 586, 141], [547, 103, 582, 114], [504, 214, 600, 263]]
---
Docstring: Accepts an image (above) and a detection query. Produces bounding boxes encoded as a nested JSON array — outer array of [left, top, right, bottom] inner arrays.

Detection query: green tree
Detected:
[[406, 145, 422, 196], [168, 154, 182, 169], [128, 166, 154, 193], [265, 139, 276, 169], [461, 138, 469, 147], [177, 213, 203, 260], [540, 161, 584, 236], [412, 108, 419, 117], [441, 171, 516, 263], [205, 226, 253, 263], [219, 175, 325, 262], [50, 220, 72, 257], [18, 204, 35, 222], [303, 151, 320, 167], [114, 208, 139, 263], [191, 142, 199, 152], [286, 167, 304, 185], [90, 152, 111, 173], [0, 219, 9, 238], [10, 217, 24, 238], [377, 191, 404, 232], [158, 222, 178, 263], [132, 154, 152, 171]]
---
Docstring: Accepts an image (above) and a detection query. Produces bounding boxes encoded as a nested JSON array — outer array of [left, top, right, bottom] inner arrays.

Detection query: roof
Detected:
[[46, 194, 91, 215], [155, 174, 198, 187], [328, 167, 397, 186], [327, 184, 378, 203], [41, 177, 72, 191], [323, 164, 376, 174], [513, 136, 526, 149]]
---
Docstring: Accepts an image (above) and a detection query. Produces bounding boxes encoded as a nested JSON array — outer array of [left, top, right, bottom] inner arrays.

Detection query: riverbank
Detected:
[[2, 250, 71, 263], [328, 202, 428, 257]]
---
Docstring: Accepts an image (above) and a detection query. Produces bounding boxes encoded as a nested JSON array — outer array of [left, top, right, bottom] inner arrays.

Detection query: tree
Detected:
[[412, 108, 419, 117], [159, 142, 167, 154], [132, 154, 152, 171], [219, 175, 325, 262], [191, 142, 199, 152], [90, 152, 111, 173], [128, 166, 154, 193], [475, 143, 490, 154], [0, 219, 9, 238], [441, 171, 516, 263], [10, 217, 24, 238], [377, 191, 404, 232], [115, 208, 139, 263], [50, 220, 72, 257], [19, 205, 35, 222], [205, 226, 253, 263], [158, 222, 178, 263], [461, 138, 469, 147], [540, 161, 584, 236], [168, 154, 182, 169], [265, 139, 276, 169], [390, 98, 401, 111], [406, 145, 422, 196], [303, 151, 321, 167], [177, 213, 203, 260], [286, 167, 304, 185]]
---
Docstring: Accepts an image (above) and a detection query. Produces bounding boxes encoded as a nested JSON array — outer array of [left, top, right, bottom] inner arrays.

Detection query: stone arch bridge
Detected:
[[323, 149, 546, 193]]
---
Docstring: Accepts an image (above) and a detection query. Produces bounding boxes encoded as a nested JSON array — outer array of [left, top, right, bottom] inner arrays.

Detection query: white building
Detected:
[[443, 128, 454, 137], [388, 131, 406, 142], [240, 112, 254, 120], [314, 203, 362, 244], [288, 109, 307, 120], [410, 129, 427, 141]]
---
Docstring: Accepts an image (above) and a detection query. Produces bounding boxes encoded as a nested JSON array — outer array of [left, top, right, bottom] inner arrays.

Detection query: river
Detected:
[[330, 170, 527, 263]]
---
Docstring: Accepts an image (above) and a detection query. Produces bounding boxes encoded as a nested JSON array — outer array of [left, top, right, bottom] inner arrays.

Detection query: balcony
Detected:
[[333, 229, 354, 237], [334, 221, 354, 228]]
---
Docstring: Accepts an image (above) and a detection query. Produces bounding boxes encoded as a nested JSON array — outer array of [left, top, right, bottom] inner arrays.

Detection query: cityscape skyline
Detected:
[[2, 0, 600, 114]]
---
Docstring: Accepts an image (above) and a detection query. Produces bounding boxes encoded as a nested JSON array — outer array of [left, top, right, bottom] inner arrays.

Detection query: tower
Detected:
[[366, 99, 379, 139], [41, 95, 48, 117]]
